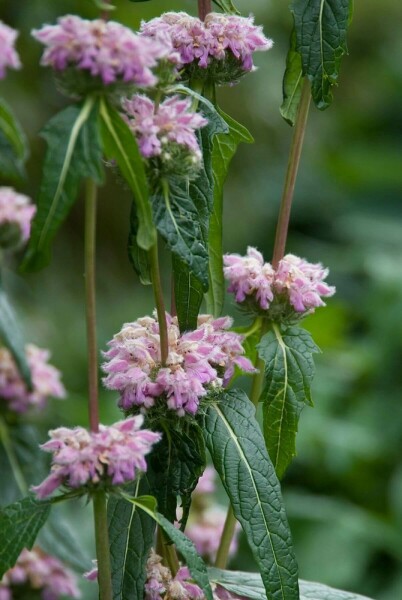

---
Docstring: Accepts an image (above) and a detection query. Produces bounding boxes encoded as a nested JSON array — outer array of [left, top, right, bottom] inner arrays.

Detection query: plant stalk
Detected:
[[85, 178, 99, 433], [272, 78, 311, 268], [198, 0, 212, 20], [0, 416, 28, 496], [214, 506, 236, 569], [85, 179, 112, 600], [149, 240, 169, 366], [93, 492, 113, 600]]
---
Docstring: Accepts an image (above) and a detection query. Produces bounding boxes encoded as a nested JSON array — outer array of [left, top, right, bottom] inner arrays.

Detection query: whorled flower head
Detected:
[[0, 344, 65, 414], [0, 547, 80, 600], [0, 188, 36, 250], [0, 21, 21, 80], [102, 313, 255, 418], [141, 12, 272, 85], [145, 550, 203, 600], [32, 15, 173, 94], [122, 94, 207, 176], [224, 247, 335, 319], [32, 415, 161, 499]]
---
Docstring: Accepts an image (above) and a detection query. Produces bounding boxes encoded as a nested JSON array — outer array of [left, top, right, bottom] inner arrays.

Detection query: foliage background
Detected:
[[1, 0, 401, 598]]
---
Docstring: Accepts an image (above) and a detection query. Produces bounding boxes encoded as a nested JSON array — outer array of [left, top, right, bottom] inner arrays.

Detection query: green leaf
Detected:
[[0, 280, 31, 387], [291, 0, 352, 109], [209, 569, 374, 600], [125, 495, 213, 600], [280, 29, 304, 126], [0, 495, 51, 577], [202, 389, 299, 600], [108, 481, 156, 600], [172, 254, 204, 332], [99, 98, 156, 250], [206, 109, 253, 316], [147, 423, 206, 528], [151, 178, 209, 290], [259, 324, 320, 479], [21, 96, 103, 272], [128, 201, 151, 285], [0, 99, 28, 182], [39, 510, 92, 573], [212, 0, 240, 14]]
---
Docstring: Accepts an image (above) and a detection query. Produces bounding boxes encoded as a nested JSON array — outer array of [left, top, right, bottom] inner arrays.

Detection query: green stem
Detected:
[[85, 178, 99, 433], [148, 239, 168, 366], [0, 416, 28, 496], [272, 79, 311, 268], [93, 492, 113, 600], [249, 319, 271, 407], [214, 506, 236, 569], [85, 179, 112, 600], [156, 527, 180, 576]]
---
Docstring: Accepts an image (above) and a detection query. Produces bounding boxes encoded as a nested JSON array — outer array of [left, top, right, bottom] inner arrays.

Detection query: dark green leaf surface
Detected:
[[173, 255, 204, 332], [280, 29, 304, 126], [0, 495, 51, 577], [147, 424, 206, 528], [259, 324, 319, 479], [21, 97, 103, 272], [100, 98, 156, 250], [0, 280, 31, 387], [128, 202, 151, 285], [212, 0, 240, 14], [151, 178, 209, 289], [108, 482, 155, 600], [209, 569, 374, 600], [0, 99, 28, 182], [206, 109, 253, 316], [127, 495, 213, 600], [291, 0, 352, 109], [203, 389, 299, 600]]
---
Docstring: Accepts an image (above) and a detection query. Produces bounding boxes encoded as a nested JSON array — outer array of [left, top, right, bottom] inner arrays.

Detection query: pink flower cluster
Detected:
[[122, 94, 207, 162], [224, 247, 335, 315], [145, 550, 203, 600], [141, 12, 272, 82], [0, 188, 36, 249], [0, 344, 65, 414], [0, 21, 21, 80], [0, 548, 80, 600], [102, 313, 255, 417], [185, 467, 239, 562], [33, 15, 172, 87], [32, 416, 161, 499]]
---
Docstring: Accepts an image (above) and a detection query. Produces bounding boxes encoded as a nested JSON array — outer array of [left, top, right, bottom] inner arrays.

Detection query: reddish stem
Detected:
[[198, 0, 212, 20]]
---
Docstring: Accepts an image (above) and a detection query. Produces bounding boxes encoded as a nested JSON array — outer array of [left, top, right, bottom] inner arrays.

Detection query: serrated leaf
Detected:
[[21, 96, 103, 272], [39, 509, 92, 573], [0, 280, 31, 387], [206, 109, 253, 316], [280, 29, 304, 126], [202, 389, 299, 600], [108, 481, 156, 600], [173, 255, 204, 332], [0, 99, 28, 182], [209, 569, 374, 600], [0, 495, 51, 577], [147, 424, 206, 528], [291, 0, 352, 109], [212, 0, 240, 14], [151, 178, 209, 290], [124, 495, 213, 600], [259, 324, 320, 479], [128, 201, 151, 285], [99, 98, 156, 251]]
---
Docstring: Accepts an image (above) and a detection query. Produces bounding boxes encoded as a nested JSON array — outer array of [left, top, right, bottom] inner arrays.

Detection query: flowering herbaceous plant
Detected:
[[0, 1, 372, 600]]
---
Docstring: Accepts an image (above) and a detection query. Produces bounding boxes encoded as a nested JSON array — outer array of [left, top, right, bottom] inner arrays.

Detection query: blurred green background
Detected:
[[1, 0, 402, 598]]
